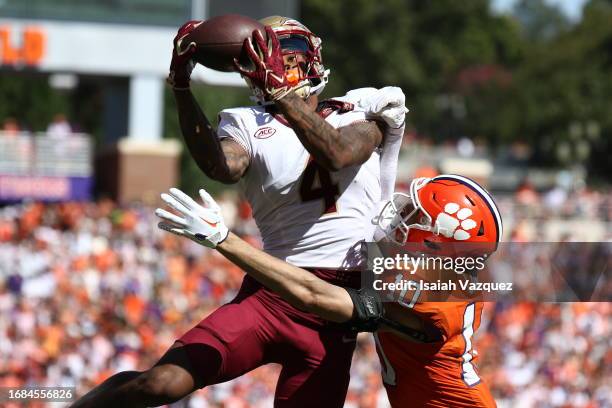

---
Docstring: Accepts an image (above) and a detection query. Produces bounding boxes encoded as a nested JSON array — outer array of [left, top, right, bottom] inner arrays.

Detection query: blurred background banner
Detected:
[[0, 0, 302, 202], [0, 133, 92, 201], [0, 0, 610, 407]]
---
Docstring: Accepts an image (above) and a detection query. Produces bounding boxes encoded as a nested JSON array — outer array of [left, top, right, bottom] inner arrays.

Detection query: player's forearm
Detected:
[[172, 89, 236, 183], [275, 94, 368, 171], [217, 233, 354, 322]]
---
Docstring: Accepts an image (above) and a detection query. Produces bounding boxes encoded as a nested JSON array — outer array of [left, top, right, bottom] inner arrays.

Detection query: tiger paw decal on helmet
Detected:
[[435, 203, 478, 241]]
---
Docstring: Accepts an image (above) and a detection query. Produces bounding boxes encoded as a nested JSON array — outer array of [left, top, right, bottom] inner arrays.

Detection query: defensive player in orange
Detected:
[[156, 174, 503, 407]]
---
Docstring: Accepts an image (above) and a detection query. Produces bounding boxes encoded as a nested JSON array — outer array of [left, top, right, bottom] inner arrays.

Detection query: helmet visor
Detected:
[[279, 36, 310, 53]]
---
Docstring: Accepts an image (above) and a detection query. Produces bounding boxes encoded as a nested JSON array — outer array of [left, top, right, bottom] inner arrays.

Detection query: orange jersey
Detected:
[[375, 302, 496, 408]]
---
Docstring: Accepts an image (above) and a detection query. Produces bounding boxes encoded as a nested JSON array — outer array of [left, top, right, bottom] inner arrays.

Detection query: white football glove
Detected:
[[359, 86, 409, 129], [156, 187, 229, 248]]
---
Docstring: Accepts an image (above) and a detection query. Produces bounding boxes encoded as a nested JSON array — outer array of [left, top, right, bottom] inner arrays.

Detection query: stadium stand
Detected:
[[0, 194, 609, 407]]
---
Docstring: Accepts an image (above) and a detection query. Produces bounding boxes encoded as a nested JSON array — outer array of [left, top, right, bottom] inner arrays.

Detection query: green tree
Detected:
[[511, 0, 612, 177], [300, 0, 609, 180], [302, 0, 523, 141], [513, 0, 570, 41], [0, 73, 71, 132]]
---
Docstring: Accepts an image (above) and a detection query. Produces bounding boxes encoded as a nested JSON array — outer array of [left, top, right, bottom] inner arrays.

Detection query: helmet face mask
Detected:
[[376, 192, 410, 245], [252, 16, 330, 104], [378, 181, 437, 246], [377, 191, 433, 246], [277, 38, 313, 97]]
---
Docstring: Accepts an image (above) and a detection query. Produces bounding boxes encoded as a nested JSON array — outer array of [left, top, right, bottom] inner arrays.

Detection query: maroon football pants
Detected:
[[178, 275, 358, 407]]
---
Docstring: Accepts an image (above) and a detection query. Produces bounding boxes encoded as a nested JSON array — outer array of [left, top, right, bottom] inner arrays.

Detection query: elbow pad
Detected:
[[345, 288, 384, 332]]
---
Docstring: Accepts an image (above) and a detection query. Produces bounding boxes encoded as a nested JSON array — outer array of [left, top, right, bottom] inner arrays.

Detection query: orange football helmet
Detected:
[[377, 175, 503, 254]]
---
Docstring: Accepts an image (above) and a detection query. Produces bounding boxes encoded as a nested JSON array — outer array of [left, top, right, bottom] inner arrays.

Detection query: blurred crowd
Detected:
[[0, 199, 609, 407], [499, 182, 611, 242], [2, 114, 77, 138], [505, 181, 610, 222], [393, 134, 612, 242], [479, 302, 610, 408]]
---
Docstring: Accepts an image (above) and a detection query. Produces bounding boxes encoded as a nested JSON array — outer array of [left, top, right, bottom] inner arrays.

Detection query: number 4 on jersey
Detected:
[[299, 156, 340, 215]]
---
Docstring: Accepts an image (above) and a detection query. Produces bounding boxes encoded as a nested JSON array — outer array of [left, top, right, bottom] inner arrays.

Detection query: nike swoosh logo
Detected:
[[201, 217, 218, 228]]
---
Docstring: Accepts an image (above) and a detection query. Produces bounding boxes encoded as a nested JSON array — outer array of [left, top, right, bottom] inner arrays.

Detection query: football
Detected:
[[185, 14, 265, 72]]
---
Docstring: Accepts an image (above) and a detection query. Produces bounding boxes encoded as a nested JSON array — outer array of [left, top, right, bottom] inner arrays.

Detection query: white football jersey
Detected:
[[217, 99, 382, 269]]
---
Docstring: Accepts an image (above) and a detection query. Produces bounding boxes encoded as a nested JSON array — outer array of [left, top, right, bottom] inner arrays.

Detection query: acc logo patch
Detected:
[[254, 127, 276, 139]]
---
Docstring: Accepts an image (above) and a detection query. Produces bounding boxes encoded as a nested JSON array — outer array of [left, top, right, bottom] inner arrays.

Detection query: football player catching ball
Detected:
[[73, 16, 407, 408]]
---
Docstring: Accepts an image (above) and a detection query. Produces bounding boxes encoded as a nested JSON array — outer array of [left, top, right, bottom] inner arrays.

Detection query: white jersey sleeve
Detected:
[[217, 109, 253, 160]]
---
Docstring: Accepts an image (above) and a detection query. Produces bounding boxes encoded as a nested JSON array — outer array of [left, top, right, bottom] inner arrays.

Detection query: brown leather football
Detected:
[[184, 14, 264, 72]]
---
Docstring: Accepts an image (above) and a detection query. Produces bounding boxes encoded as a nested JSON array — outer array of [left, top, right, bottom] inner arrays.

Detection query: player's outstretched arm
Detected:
[[218, 232, 354, 322], [275, 93, 383, 171], [155, 187, 354, 323]]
